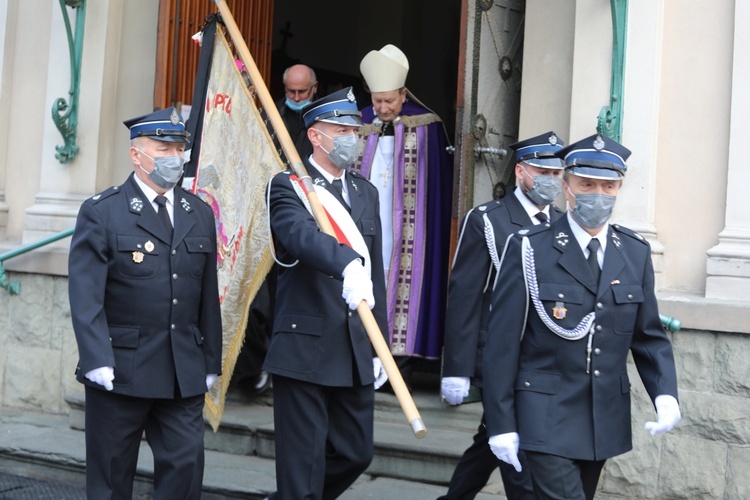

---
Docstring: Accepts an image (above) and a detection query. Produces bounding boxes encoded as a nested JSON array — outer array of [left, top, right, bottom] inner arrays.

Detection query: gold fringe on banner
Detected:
[[195, 27, 284, 431]]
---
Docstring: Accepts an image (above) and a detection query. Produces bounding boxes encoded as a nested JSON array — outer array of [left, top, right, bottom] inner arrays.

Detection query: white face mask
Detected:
[[137, 149, 185, 190], [318, 131, 359, 170]]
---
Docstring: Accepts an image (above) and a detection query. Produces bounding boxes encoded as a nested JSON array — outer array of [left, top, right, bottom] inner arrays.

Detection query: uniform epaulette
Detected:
[[611, 224, 648, 245], [348, 169, 376, 189], [348, 170, 368, 182], [90, 185, 121, 204], [516, 223, 550, 237], [474, 200, 503, 214]]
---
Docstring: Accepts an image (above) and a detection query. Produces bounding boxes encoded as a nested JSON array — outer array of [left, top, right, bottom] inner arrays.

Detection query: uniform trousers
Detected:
[[524, 451, 605, 500], [84, 386, 205, 500], [271, 374, 374, 500], [438, 411, 534, 499]]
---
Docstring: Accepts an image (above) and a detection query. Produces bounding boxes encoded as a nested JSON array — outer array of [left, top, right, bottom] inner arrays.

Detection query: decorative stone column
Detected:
[[568, 0, 666, 286], [705, 0, 750, 301], [616, 0, 666, 287], [12, 1, 158, 275], [0, 0, 13, 240], [21, 0, 96, 259]]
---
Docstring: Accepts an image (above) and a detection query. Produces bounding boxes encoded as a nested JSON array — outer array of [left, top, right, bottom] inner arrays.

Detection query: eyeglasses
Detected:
[[285, 86, 314, 99]]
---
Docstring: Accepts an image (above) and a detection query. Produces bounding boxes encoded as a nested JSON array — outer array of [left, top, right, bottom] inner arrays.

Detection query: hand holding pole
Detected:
[[212, 0, 426, 438]]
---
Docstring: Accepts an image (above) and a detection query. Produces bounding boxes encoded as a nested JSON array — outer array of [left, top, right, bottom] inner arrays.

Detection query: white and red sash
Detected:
[[288, 174, 371, 278]]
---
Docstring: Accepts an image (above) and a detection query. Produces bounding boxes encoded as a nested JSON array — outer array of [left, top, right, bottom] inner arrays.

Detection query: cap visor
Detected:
[[567, 165, 622, 180], [318, 115, 363, 127], [523, 158, 564, 169]]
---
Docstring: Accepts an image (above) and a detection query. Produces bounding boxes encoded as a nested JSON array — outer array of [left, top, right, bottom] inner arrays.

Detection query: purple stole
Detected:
[[354, 115, 435, 355]]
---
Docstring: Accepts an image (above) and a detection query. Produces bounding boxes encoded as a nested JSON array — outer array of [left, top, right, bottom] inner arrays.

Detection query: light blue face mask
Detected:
[[285, 97, 311, 112], [137, 149, 185, 190]]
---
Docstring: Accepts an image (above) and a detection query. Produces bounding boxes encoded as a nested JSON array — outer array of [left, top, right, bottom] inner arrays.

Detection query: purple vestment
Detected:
[[354, 100, 453, 359]]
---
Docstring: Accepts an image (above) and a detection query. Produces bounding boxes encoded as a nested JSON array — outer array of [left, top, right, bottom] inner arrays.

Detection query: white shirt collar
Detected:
[[133, 173, 175, 206], [309, 158, 349, 204], [514, 186, 550, 224], [566, 212, 608, 257]]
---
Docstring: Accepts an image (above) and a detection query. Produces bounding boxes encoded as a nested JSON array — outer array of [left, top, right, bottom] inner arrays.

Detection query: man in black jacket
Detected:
[[483, 134, 680, 499], [69, 107, 222, 499], [263, 87, 389, 500], [439, 132, 566, 499]]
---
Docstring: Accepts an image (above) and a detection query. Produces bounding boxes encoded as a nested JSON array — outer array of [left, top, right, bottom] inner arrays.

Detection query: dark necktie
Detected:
[[587, 238, 601, 284], [154, 195, 173, 240], [534, 211, 548, 223], [331, 178, 349, 208]]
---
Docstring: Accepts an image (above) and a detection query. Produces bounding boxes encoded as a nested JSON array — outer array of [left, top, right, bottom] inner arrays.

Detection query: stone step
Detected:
[[65, 384, 492, 490], [2, 394, 504, 499]]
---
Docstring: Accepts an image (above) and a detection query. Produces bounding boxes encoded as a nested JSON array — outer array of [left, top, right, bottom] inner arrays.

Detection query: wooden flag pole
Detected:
[[211, 0, 427, 439]]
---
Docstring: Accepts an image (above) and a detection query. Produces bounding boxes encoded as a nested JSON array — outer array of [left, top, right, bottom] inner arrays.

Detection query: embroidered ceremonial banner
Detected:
[[191, 26, 284, 431]]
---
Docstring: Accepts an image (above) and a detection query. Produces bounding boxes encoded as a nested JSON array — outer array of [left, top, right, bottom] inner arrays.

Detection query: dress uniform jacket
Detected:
[[483, 215, 678, 461], [69, 173, 222, 398], [442, 194, 563, 387], [263, 160, 389, 386]]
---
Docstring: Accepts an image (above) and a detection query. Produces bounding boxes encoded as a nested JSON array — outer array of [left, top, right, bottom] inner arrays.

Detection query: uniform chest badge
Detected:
[[144, 240, 155, 253], [130, 197, 143, 213], [612, 232, 622, 249], [132, 251, 144, 263], [555, 231, 569, 248], [313, 177, 326, 186], [553, 301, 567, 320], [180, 197, 192, 212]]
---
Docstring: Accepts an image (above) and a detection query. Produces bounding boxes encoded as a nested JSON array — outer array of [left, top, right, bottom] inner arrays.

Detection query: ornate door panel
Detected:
[[455, 0, 525, 217]]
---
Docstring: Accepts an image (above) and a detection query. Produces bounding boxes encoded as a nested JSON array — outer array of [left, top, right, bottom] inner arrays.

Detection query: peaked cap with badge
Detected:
[[123, 106, 190, 143], [509, 131, 565, 169], [302, 87, 362, 128], [556, 133, 631, 180]]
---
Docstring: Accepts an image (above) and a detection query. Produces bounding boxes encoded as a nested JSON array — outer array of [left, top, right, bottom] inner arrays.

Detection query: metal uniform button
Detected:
[[171, 324, 176, 330], [627, 294, 633, 300], [558, 293, 564, 299], [172, 298, 178, 305], [597, 302, 604, 309], [594, 348, 601, 355], [291, 323, 297, 329], [172, 249, 177, 255], [524, 381, 531, 387], [172, 273, 178, 280], [596, 325, 602, 332], [348, 312, 352, 317], [594, 370, 600, 377]]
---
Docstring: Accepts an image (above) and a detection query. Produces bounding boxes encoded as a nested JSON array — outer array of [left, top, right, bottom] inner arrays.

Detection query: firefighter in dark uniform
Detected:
[[483, 133, 681, 500], [69, 107, 222, 500], [263, 87, 389, 500], [439, 132, 567, 499]]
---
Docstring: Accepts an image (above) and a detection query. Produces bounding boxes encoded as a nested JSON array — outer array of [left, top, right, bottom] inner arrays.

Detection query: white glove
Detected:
[[441, 376, 470, 405], [206, 374, 218, 390], [372, 357, 388, 390], [489, 432, 522, 472], [85, 366, 114, 391], [342, 260, 374, 310], [645, 394, 681, 435]]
